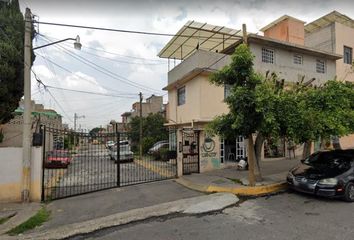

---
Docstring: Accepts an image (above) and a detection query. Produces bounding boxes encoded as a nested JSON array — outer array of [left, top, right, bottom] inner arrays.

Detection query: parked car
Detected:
[[148, 141, 168, 154], [44, 150, 72, 168], [108, 140, 134, 163], [106, 140, 115, 149], [287, 149, 354, 201], [148, 141, 169, 160]]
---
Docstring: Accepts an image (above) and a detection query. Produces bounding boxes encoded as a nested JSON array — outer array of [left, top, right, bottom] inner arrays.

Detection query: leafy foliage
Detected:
[[208, 44, 354, 155], [0, 0, 35, 124], [89, 127, 105, 136], [129, 113, 168, 153]]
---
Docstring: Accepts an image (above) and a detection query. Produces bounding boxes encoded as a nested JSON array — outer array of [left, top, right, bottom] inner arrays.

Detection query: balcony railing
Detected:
[[168, 50, 231, 85]]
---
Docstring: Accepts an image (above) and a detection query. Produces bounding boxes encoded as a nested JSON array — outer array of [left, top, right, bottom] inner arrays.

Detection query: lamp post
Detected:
[[22, 8, 81, 202]]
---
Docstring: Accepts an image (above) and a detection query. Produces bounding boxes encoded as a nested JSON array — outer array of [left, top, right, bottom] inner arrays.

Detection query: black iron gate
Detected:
[[182, 130, 200, 175], [41, 126, 177, 201]]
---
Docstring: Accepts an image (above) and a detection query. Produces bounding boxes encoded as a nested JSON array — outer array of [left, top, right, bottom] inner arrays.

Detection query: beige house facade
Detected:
[[159, 15, 343, 176], [304, 11, 354, 149]]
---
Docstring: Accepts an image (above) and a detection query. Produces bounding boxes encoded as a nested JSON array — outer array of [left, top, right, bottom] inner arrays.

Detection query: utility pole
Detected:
[[22, 8, 32, 203], [139, 92, 143, 160], [74, 113, 85, 132]]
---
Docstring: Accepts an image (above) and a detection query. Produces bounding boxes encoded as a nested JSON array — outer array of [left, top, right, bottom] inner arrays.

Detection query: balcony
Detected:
[[167, 50, 231, 86]]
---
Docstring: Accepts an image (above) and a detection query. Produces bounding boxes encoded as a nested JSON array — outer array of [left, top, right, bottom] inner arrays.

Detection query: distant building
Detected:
[[0, 100, 62, 147], [120, 94, 167, 130]]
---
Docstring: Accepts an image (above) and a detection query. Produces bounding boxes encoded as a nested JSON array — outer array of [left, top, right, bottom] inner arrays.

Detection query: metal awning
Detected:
[[305, 11, 354, 33], [158, 21, 242, 60]]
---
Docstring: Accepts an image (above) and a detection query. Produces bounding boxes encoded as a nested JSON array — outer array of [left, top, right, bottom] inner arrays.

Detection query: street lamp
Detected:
[[22, 8, 81, 202], [33, 35, 82, 50]]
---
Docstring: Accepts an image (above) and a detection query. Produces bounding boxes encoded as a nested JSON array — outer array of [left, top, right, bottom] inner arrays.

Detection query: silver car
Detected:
[[108, 140, 134, 163]]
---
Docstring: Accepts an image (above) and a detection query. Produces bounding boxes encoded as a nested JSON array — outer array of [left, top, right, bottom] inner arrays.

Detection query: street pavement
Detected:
[[76, 191, 354, 240], [39, 180, 203, 231]]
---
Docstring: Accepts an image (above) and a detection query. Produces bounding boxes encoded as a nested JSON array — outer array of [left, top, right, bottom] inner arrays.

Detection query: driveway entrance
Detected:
[[41, 126, 177, 201]]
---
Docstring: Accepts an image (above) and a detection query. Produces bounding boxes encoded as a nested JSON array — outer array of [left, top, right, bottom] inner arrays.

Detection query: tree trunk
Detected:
[[332, 136, 342, 150], [302, 141, 312, 159], [254, 133, 264, 182], [246, 135, 256, 186]]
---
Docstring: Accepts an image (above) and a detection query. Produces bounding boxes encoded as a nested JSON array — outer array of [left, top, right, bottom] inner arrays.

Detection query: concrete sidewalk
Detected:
[[176, 157, 301, 196], [3, 192, 239, 240], [0, 202, 42, 235]]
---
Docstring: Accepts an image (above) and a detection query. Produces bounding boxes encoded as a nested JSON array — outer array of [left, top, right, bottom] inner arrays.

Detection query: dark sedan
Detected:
[[287, 149, 354, 202]]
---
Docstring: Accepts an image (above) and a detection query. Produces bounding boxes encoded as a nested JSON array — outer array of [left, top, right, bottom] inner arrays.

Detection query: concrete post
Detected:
[[22, 8, 32, 202]]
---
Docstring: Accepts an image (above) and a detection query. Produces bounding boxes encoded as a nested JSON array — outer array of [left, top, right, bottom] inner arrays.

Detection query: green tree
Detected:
[[208, 44, 268, 185], [129, 113, 168, 153], [89, 127, 105, 136], [208, 44, 354, 186], [0, 0, 35, 124]]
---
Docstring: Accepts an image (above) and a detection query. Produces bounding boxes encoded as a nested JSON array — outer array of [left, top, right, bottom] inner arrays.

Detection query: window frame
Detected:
[[316, 59, 326, 74], [261, 47, 275, 64], [177, 86, 186, 106], [293, 54, 303, 65], [344, 46, 353, 65]]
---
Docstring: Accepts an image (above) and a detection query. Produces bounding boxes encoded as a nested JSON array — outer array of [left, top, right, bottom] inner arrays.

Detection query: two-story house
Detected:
[[158, 17, 341, 176], [304, 11, 354, 149]]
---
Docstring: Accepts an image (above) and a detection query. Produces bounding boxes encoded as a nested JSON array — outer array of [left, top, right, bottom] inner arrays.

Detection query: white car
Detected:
[[106, 141, 115, 149], [108, 140, 134, 163]]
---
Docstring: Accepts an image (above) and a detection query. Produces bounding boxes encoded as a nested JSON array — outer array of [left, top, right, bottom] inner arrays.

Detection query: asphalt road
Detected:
[[78, 191, 354, 240]]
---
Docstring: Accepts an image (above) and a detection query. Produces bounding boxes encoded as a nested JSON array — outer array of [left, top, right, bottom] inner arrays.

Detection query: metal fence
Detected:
[[41, 126, 177, 201]]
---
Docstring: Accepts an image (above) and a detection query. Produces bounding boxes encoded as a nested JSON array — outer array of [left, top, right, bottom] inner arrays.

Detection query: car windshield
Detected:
[[303, 151, 353, 169]]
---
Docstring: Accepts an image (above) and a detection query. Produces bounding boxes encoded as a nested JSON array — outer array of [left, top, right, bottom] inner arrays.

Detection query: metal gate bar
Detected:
[[41, 126, 177, 201]]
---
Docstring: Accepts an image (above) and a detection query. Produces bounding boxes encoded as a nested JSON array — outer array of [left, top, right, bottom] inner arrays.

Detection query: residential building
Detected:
[[121, 94, 167, 129], [304, 11, 354, 149], [0, 100, 62, 147], [158, 17, 341, 175]]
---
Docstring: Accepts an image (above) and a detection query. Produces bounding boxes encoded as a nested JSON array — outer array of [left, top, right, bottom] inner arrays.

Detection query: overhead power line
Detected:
[[32, 20, 242, 40], [45, 85, 138, 99], [38, 34, 166, 63], [35, 53, 144, 96], [36, 37, 164, 94]]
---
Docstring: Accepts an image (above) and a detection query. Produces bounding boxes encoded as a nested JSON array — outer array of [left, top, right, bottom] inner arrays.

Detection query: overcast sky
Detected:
[[19, 0, 354, 130]]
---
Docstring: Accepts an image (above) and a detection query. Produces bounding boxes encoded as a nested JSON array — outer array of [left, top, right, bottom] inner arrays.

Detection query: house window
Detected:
[[169, 130, 177, 151], [316, 59, 326, 73], [293, 54, 303, 65], [262, 48, 275, 64], [224, 84, 231, 99], [177, 86, 185, 106], [344, 46, 353, 64]]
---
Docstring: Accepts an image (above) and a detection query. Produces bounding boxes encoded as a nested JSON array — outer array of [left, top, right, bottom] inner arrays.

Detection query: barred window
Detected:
[[316, 59, 326, 73], [293, 54, 303, 65], [344, 46, 353, 64], [262, 48, 275, 64]]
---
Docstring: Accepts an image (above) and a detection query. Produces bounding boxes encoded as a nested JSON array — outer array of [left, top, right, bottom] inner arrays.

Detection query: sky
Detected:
[[18, 0, 354, 130]]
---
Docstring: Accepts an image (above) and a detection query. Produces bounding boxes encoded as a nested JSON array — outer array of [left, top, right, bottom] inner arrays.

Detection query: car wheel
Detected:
[[344, 182, 354, 202]]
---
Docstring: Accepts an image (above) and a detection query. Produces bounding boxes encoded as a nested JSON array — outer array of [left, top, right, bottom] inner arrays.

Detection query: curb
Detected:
[[4, 193, 238, 240], [175, 178, 288, 197]]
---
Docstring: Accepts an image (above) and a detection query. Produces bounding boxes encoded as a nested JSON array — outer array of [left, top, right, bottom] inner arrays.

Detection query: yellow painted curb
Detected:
[[135, 159, 176, 178], [175, 178, 288, 197]]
